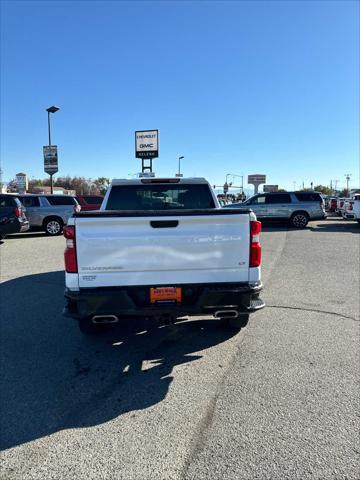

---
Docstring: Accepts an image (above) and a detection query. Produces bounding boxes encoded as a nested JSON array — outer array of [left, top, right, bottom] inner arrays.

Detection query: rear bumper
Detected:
[[0, 220, 29, 236], [64, 282, 265, 319]]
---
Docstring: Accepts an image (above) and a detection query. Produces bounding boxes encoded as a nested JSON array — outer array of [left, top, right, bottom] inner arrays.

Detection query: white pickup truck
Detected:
[[63, 177, 264, 334], [343, 194, 360, 222]]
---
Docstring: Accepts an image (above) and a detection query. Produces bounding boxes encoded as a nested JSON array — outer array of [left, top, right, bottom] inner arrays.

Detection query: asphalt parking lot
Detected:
[[0, 218, 359, 480]]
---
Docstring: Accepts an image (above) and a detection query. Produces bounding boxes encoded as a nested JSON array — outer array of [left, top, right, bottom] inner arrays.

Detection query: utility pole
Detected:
[[334, 179, 339, 193]]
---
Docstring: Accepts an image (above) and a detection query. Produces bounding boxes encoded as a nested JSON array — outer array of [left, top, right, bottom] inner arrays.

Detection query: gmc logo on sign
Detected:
[[140, 144, 154, 148]]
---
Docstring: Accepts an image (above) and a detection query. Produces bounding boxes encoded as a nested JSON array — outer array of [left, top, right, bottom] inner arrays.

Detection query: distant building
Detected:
[[29, 186, 76, 196]]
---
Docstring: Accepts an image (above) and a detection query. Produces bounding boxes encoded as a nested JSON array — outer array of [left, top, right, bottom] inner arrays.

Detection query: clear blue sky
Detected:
[[1, 0, 359, 192]]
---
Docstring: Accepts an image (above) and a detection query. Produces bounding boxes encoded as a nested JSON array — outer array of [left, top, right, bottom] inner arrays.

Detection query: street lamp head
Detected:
[[46, 106, 60, 113], [179, 156, 184, 160]]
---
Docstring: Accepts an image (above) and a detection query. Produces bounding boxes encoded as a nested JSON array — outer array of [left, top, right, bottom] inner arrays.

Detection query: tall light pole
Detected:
[[177, 156, 184, 177], [345, 173, 351, 193], [46, 106, 60, 193]]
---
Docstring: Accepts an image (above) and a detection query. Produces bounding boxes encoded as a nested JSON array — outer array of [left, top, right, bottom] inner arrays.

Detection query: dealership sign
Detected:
[[135, 130, 159, 158], [248, 174, 266, 184], [43, 146, 58, 174], [263, 185, 279, 193]]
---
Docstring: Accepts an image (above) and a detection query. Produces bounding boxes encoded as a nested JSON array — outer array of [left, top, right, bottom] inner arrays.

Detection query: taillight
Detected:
[[250, 220, 262, 267], [349, 202, 353, 211], [63, 226, 78, 273], [13, 207, 20, 218]]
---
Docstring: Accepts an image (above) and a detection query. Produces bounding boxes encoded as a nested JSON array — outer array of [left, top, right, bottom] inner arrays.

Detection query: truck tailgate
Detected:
[[75, 213, 250, 288]]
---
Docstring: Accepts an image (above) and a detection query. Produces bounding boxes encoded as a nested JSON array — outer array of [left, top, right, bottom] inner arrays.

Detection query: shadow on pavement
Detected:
[[0, 271, 238, 451], [309, 221, 359, 233], [5, 231, 49, 240]]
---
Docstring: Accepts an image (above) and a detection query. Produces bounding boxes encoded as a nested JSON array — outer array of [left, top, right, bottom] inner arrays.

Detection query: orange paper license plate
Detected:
[[150, 287, 182, 304]]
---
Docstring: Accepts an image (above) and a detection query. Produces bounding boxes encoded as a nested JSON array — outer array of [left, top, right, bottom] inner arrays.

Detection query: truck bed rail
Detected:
[[73, 208, 252, 218]]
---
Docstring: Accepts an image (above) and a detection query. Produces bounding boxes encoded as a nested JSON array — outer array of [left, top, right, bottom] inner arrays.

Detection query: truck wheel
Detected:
[[290, 212, 309, 228], [220, 313, 249, 329], [78, 317, 102, 335], [44, 217, 63, 236]]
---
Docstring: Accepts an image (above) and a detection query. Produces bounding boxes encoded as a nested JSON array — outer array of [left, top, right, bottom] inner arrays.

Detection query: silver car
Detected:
[[224, 192, 326, 228], [18, 195, 80, 235]]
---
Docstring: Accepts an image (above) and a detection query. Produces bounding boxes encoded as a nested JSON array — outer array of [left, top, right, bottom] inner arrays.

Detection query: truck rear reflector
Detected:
[[250, 220, 262, 267], [63, 225, 78, 273]]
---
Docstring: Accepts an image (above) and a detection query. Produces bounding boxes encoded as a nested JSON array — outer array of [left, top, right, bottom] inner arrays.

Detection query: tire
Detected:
[[290, 212, 309, 229], [78, 317, 102, 335], [44, 217, 63, 236], [220, 313, 249, 329]]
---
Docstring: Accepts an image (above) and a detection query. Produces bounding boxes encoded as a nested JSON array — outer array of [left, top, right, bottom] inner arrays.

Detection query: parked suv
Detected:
[[0, 194, 29, 239], [75, 195, 103, 211], [18, 195, 80, 236], [224, 191, 326, 228]]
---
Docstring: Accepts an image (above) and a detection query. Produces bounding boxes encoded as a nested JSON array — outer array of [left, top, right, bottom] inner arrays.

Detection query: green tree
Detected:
[[94, 177, 110, 195], [338, 188, 349, 197], [313, 185, 332, 195]]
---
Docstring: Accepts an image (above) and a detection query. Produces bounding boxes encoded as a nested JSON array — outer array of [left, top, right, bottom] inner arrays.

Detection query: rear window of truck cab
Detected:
[[106, 184, 215, 210]]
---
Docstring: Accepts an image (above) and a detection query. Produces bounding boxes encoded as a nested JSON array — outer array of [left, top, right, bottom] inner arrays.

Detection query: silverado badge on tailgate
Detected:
[[150, 287, 182, 304]]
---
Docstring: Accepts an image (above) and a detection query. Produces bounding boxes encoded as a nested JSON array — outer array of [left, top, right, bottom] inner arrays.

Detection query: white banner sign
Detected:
[[43, 145, 58, 174]]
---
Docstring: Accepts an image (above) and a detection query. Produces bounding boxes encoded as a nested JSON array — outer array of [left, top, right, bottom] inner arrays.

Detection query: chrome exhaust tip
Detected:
[[214, 310, 238, 319], [92, 315, 119, 324]]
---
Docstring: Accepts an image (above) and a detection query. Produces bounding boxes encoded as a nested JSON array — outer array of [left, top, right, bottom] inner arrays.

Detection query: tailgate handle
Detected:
[[150, 220, 179, 228]]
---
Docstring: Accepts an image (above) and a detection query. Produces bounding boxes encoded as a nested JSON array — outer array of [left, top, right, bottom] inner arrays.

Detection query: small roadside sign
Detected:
[[43, 146, 58, 174], [263, 185, 279, 193], [16, 173, 28, 194]]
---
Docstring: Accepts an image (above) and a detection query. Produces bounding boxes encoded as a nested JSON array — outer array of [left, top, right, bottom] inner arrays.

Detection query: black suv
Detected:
[[0, 194, 29, 240]]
